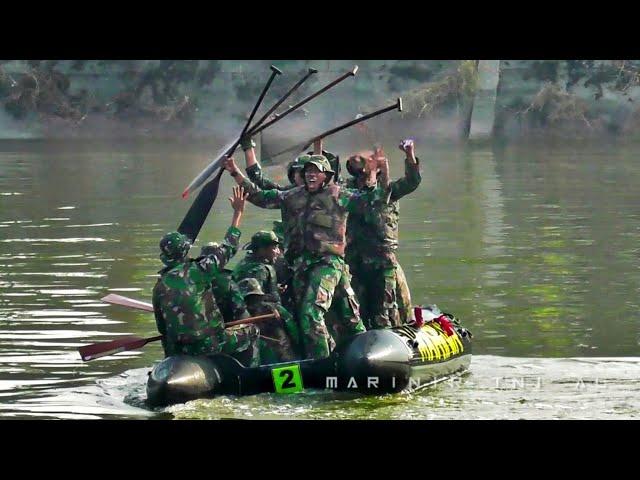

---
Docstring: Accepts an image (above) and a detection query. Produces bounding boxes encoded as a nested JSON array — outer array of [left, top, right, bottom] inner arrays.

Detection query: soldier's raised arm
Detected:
[[340, 155, 389, 213], [240, 135, 290, 191], [223, 156, 284, 210], [196, 185, 247, 276], [388, 139, 422, 201]]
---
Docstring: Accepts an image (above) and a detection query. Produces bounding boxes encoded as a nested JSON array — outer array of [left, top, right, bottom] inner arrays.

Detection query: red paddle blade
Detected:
[[78, 336, 148, 361]]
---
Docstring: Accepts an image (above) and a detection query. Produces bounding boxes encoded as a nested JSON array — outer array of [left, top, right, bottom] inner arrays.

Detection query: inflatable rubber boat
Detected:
[[147, 307, 473, 408]]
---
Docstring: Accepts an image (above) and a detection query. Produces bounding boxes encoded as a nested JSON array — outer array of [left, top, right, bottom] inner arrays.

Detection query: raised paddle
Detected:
[[181, 65, 282, 201], [263, 98, 403, 162], [247, 65, 359, 136], [177, 66, 282, 243], [78, 311, 280, 361], [181, 66, 358, 200], [247, 67, 318, 137]]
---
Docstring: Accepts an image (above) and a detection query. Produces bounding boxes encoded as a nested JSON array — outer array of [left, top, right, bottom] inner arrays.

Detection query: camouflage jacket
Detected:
[[240, 178, 386, 260], [152, 226, 243, 356], [232, 252, 281, 302], [346, 157, 421, 265], [212, 269, 250, 322], [246, 163, 294, 191]]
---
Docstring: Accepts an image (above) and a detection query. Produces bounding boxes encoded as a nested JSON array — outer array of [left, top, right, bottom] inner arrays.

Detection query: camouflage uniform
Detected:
[[232, 230, 281, 302], [345, 155, 422, 329], [240, 156, 385, 359], [238, 278, 301, 363], [200, 242, 250, 323], [245, 162, 296, 191], [152, 228, 260, 366]]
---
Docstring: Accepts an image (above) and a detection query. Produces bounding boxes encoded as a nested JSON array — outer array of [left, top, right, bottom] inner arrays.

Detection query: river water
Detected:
[[0, 138, 639, 419]]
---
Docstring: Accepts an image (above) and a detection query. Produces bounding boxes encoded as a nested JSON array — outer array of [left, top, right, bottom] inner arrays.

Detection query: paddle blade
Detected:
[[178, 168, 225, 243], [182, 136, 239, 198], [78, 336, 151, 361], [101, 294, 153, 312]]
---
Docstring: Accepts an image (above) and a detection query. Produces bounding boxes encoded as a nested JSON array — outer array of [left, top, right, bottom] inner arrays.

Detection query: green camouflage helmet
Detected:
[[238, 277, 265, 297], [303, 154, 334, 175], [159, 231, 191, 266], [248, 230, 280, 251], [287, 154, 312, 184], [307, 149, 341, 182]]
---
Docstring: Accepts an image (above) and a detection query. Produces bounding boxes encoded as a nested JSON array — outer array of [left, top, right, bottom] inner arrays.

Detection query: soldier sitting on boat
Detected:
[[237, 277, 301, 363], [198, 243, 250, 325], [152, 186, 261, 367]]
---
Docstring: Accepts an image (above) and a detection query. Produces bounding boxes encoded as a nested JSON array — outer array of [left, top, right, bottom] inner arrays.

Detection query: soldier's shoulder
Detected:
[[282, 185, 305, 198]]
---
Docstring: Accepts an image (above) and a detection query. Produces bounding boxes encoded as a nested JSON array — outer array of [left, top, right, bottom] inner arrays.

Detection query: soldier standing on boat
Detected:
[[238, 137, 340, 310], [152, 186, 261, 367], [223, 151, 386, 360], [344, 139, 421, 328]]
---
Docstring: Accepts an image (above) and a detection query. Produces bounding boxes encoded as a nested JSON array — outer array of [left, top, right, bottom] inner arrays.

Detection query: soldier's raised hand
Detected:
[[228, 185, 249, 213], [363, 154, 379, 187], [223, 156, 240, 176], [373, 146, 388, 167], [399, 139, 417, 164], [374, 147, 390, 188], [399, 139, 415, 156]]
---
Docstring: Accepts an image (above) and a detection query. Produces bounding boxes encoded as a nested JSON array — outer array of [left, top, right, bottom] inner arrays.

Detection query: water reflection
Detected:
[[1, 140, 639, 418]]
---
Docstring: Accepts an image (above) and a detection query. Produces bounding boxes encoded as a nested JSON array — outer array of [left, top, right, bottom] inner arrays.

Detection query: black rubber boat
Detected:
[[147, 307, 473, 408]]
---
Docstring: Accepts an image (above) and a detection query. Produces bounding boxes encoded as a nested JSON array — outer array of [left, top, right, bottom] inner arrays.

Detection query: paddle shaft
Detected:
[[224, 65, 283, 162], [267, 98, 402, 160], [247, 68, 318, 136], [225, 312, 277, 327], [249, 66, 358, 136]]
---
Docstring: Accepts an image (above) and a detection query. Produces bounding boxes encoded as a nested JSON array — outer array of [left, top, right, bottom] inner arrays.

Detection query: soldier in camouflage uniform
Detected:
[[152, 186, 260, 367], [240, 137, 341, 191], [344, 140, 422, 329], [232, 230, 282, 300], [224, 154, 386, 360], [238, 277, 301, 363]]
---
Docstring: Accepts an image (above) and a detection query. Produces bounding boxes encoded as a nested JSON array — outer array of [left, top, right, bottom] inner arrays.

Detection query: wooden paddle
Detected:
[[79, 300, 279, 361]]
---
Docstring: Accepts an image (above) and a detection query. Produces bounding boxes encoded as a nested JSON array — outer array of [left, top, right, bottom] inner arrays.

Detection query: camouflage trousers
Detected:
[[350, 258, 414, 329], [293, 255, 366, 360]]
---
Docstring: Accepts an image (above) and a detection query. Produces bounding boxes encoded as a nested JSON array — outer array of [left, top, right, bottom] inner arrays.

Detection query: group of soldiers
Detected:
[[152, 133, 422, 367]]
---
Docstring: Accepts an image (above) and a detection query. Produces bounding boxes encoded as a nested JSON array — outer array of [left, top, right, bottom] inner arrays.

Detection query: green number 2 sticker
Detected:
[[272, 364, 304, 394]]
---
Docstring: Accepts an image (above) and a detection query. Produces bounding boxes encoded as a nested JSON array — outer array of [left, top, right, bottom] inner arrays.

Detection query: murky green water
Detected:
[[1, 139, 639, 419]]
